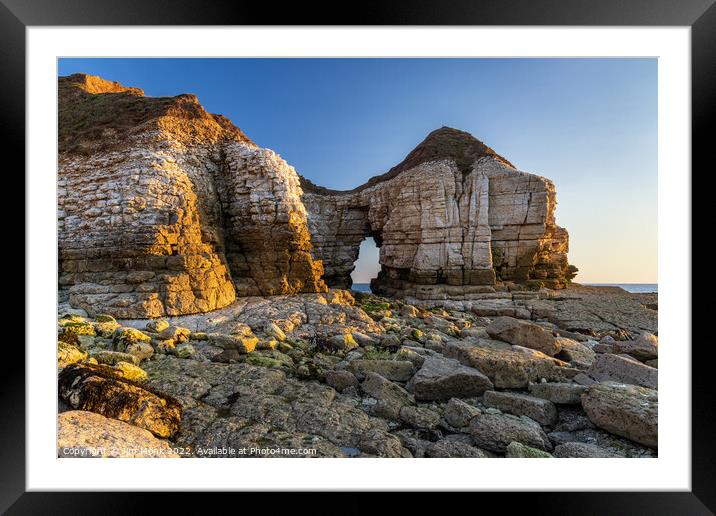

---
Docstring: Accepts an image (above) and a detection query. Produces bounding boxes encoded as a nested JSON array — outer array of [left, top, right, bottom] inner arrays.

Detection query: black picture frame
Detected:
[[4, 0, 708, 511]]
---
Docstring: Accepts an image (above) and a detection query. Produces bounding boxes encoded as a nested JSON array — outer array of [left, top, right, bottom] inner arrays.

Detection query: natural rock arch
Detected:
[[58, 74, 576, 317], [301, 127, 576, 301]]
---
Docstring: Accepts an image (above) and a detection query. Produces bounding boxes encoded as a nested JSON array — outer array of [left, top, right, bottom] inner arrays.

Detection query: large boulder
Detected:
[[587, 353, 658, 389], [58, 364, 182, 438], [484, 390, 558, 426], [444, 341, 567, 388], [556, 337, 596, 366], [469, 412, 552, 453], [486, 316, 560, 356], [581, 382, 658, 448], [58, 410, 180, 458], [612, 332, 658, 361], [361, 372, 414, 420], [408, 356, 493, 401]]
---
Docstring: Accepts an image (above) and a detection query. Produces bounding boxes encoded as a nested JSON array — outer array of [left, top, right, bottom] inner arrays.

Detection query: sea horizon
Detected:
[[350, 282, 658, 294]]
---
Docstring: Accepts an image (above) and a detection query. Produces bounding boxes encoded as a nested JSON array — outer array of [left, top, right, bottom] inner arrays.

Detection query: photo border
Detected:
[[5, 0, 709, 511]]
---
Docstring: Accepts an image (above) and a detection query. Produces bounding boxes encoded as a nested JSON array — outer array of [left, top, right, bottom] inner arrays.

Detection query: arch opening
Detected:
[[350, 237, 380, 293]]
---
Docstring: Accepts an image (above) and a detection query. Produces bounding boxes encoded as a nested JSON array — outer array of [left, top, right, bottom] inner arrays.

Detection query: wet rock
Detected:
[[612, 332, 658, 361], [58, 363, 182, 438], [484, 390, 558, 426], [581, 382, 657, 448], [506, 441, 553, 458], [528, 382, 587, 404], [445, 341, 566, 389], [486, 316, 560, 356], [58, 410, 180, 458], [469, 412, 552, 452], [587, 354, 658, 389], [408, 356, 493, 401], [348, 359, 415, 382], [553, 442, 621, 458]]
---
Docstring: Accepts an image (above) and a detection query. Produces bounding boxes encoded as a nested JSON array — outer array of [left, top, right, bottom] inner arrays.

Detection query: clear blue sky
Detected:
[[58, 58, 657, 283]]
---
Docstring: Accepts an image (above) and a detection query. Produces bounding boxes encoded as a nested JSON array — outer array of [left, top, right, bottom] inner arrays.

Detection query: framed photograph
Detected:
[[6, 0, 709, 510]]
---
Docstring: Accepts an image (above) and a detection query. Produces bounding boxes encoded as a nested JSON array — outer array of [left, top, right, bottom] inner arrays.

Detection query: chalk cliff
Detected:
[[58, 74, 326, 318], [58, 74, 576, 317], [302, 127, 577, 302]]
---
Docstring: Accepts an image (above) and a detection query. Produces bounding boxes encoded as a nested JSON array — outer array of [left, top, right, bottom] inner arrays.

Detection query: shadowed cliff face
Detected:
[[58, 74, 576, 317]]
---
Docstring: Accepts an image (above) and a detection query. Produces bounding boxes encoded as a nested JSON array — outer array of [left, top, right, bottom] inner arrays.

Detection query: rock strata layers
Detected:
[[59, 75, 575, 317], [303, 127, 577, 301], [59, 74, 326, 318]]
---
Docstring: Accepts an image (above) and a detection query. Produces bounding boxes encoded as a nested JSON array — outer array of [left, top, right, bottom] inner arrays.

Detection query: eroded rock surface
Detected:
[[59, 74, 327, 318], [58, 410, 180, 458], [59, 75, 575, 317], [303, 127, 576, 300], [57, 289, 657, 458]]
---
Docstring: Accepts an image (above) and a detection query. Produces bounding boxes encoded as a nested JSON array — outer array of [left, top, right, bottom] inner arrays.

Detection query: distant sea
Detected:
[[351, 283, 657, 294], [585, 283, 658, 293]]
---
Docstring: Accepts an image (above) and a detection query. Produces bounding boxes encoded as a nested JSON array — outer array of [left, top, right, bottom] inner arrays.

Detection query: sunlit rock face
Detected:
[[302, 127, 576, 301], [58, 74, 326, 318], [58, 75, 574, 317]]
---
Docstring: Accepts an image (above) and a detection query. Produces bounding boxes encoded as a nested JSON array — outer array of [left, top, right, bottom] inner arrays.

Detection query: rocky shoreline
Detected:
[[57, 283, 658, 458], [55, 74, 656, 459]]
